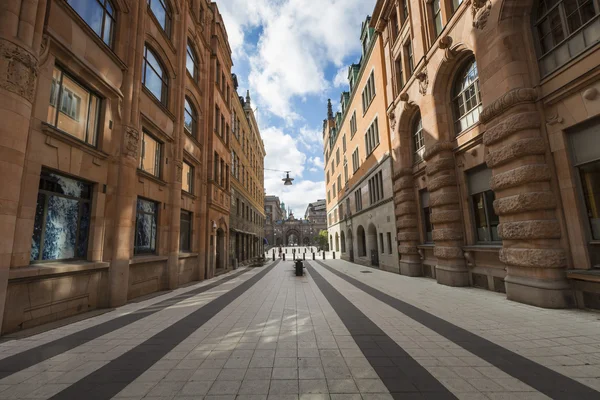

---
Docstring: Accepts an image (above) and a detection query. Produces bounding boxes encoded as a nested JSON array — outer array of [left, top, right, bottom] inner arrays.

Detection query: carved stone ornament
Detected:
[[546, 108, 563, 126], [480, 87, 538, 124], [388, 110, 397, 132], [0, 38, 38, 103], [439, 35, 453, 49], [175, 161, 183, 183], [472, 0, 493, 30], [416, 69, 428, 96], [124, 126, 140, 159]]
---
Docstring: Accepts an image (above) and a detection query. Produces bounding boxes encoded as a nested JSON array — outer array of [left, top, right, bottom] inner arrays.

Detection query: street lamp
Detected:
[[265, 168, 294, 186]]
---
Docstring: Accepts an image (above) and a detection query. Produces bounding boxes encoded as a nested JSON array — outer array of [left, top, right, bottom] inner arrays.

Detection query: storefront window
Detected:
[[468, 166, 500, 243], [420, 190, 433, 243], [580, 161, 600, 240], [135, 198, 158, 255], [180, 210, 192, 252]]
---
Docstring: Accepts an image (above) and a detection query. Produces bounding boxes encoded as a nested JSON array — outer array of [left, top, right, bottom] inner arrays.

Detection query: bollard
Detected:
[[272, 250, 275, 261], [323, 252, 325, 260], [333, 252, 336, 259], [312, 252, 315, 260], [303, 253, 305, 260], [293, 252, 296, 260], [285, 249, 287, 253], [283, 253, 286, 261]]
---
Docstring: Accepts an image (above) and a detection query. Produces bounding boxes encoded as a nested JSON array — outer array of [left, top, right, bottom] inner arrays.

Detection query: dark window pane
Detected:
[[77, 201, 91, 257], [472, 193, 489, 242], [43, 195, 79, 260], [485, 190, 500, 241], [31, 193, 46, 261], [580, 161, 600, 240]]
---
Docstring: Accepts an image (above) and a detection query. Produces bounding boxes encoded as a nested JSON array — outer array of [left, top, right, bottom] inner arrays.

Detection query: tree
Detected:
[[314, 230, 329, 251]]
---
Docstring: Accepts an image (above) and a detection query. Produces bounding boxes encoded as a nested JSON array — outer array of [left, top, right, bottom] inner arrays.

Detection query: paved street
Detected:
[[0, 255, 599, 399]]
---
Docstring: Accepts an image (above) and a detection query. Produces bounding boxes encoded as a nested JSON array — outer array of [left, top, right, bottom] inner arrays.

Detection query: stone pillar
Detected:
[[0, 0, 46, 330], [394, 168, 422, 276], [423, 143, 469, 286], [473, 1, 573, 308], [109, 0, 145, 307]]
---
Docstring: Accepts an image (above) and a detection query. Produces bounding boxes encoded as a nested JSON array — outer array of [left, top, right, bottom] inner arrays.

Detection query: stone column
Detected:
[[394, 167, 422, 276], [474, 1, 573, 308], [423, 142, 469, 286], [0, 0, 46, 330], [108, 0, 145, 307]]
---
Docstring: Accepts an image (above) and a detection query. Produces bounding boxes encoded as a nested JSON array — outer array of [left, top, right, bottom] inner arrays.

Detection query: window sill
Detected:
[[182, 190, 197, 200], [417, 244, 434, 249], [137, 169, 167, 186], [183, 132, 203, 151], [130, 255, 168, 265], [42, 123, 109, 160], [455, 121, 481, 140], [186, 70, 203, 96], [179, 253, 198, 259], [141, 86, 176, 121], [11, 260, 109, 280], [462, 245, 501, 253]]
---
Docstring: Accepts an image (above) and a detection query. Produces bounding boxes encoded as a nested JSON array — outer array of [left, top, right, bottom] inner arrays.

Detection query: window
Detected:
[[47, 67, 100, 146], [186, 41, 198, 80], [380, 233, 384, 253], [350, 111, 358, 137], [215, 106, 220, 134], [333, 183, 336, 196], [405, 41, 414, 75], [534, 0, 600, 76], [412, 113, 425, 163], [395, 57, 404, 92], [135, 198, 158, 255], [30, 170, 92, 262], [453, 58, 482, 134], [180, 210, 192, 252], [352, 148, 360, 173], [67, 0, 115, 46], [331, 160, 335, 173], [182, 161, 193, 193], [143, 45, 168, 104], [452, 0, 464, 13], [369, 171, 384, 205], [420, 191, 433, 243], [390, 10, 400, 43], [184, 98, 197, 137], [336, 149, 340, 165], [342, 135, 347, 153], [402, 0, 409, 21], [147, 0, 171, 36], [355, 189, 363, 211], [432, 0, 444, 37], [216, 60, 220, 84], [387, 232, 393, 254], [468, 167, 500, 243], [214, 153, 219, 183], [362, 71, 376, 113], [344, 162, 348, 183], [328, 190, 331, 203], [365, 118, 380, 156], [337, 175, 342, 192], [220, 159, 225, 186], [140, 131, 162, 177], [326, 171, 330, 184], [579, 160, 600, 240]]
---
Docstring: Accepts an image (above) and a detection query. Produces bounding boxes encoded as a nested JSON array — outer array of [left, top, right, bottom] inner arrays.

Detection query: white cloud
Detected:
[[297, 126, 323, 151], [219, 0, 373, 123], [309, 157, 324, 169], [309, 167, 318, 172], [333, 66, 349, 89]]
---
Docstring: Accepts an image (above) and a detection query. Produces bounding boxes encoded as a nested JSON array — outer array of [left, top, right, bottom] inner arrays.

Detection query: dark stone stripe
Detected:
[[315, 260, 600, 399], [0, 266, 256, 379], [306, 264, 456, 399], [50, 261, 279, 400]]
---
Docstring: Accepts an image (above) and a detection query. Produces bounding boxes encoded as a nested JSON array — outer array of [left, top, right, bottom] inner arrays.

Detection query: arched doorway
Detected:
[[275, 237, 283, 246], [357, 226, 366, 257], [335, 232, 340, 252], [367, 223, 378, 267], [303, 237, 310, 246], [286, 229, 300, 246], [347, 228, 354, 261], [340, 231, 346, 253], [216, 228, 225, 271]]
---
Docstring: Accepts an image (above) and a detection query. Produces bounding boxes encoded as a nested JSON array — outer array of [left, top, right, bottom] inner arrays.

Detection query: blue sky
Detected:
[[219, 0, 375, 216]]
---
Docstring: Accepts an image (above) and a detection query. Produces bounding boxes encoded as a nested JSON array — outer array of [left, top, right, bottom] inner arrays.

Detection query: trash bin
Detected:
[[295, 260, 304, 276]]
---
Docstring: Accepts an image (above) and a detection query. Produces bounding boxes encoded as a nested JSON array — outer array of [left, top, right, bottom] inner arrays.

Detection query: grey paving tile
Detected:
[[299, 379, 328, 394], [273, 367, 299, 380], [269, 380, 299, 395], [238, 379, 271, 395], [179, 380, 213, 396], [207, 379, 242, 395]]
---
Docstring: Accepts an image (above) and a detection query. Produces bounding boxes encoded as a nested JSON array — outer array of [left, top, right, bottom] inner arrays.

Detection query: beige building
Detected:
[[0, 0, 240, 333], [371, 0, 600, 308], [229, 85, 266, 266], [323, 17, 400, 272]]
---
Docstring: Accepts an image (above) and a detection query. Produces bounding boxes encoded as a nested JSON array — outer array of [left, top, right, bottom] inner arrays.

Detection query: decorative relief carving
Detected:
[[480, 88, 538, 124], [422, 140, 454, 161], [124, 126, 140, 159], [546, 109, 563, 126], [0, 38, 38, 103], [583, 88, 598, 101], [472, 0, 492, 30], [483, 112, 541, 146], [416, 68, 428, 95], [388, 109, 396, 132], [175, 161, 183, 183]]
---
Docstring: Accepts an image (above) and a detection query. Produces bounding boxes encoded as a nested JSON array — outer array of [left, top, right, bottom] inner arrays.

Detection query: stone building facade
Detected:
[[0, 0, 240, 334], [264, 195, 283, 246], [304, 199, 327, 224], [323, 17, 400, 273], [371, 0, 600, 308], [229, 87, 266, 267]]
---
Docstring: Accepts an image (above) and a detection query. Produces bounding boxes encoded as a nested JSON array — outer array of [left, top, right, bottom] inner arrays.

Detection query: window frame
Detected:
[[412, 112, 425, 163], [182, 160, 194, 194], [180, 209, 192, 252], [186, 40, 199, 80], [432, 0, 444, 37], [184, 97, 198, 138], [139, 130, 163, 178], [142, 45, 169, 105], [147, 0, 172, 38], [66, 0, 116, 47], [134, 197, 159, 255], [453, 57, 482, 135]]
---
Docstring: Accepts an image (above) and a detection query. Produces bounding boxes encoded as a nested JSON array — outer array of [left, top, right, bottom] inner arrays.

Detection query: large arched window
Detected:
[[184, 97, 197, 137], [147, 0, 172, 37], [68, 0, 115, 46], [143, 45, 168, 105], [534, 0, 599, 76], [412, 112, 425, 163], [186, 40, 199, 80], [453, 57, 482, 134]]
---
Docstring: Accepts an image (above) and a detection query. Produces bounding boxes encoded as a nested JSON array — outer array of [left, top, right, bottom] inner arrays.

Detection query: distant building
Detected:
[[305, 200, 327, 225], [264, 196, 327, 247]]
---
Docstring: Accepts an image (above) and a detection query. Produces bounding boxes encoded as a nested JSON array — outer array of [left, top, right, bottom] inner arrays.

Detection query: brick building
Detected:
[[0, 0, 244, 333], [365, 0, 600, 308]]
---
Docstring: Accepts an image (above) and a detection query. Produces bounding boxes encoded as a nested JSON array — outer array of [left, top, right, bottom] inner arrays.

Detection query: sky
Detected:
[[218, 0, 376, 217]]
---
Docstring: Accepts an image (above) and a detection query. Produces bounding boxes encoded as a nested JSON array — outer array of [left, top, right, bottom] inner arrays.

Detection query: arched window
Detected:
[[143, 45, 168, 105], [186, 40, 199, 80], [534, 0, 599, 76], [412, 112, 424, 163], [147, 0, 172, 36], [453, 57, 482, 134], [184, 97, 197, 137], [68, 0, 115, 46]]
